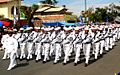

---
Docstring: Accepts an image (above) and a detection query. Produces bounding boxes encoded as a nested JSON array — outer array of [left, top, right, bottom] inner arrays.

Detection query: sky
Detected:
[[22, 0, 120, 15]]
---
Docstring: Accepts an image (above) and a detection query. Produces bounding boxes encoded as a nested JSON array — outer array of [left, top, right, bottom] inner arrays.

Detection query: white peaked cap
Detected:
[[29, 27, 33, 29], [35, 27, 40, 29], [13, 29, 17, 31], [105, 25, 108, 28], [26, 27, 30, 30], [98, 26, 103, 30], [74, 27, 79, 30], [91, 26, 97, 30], [78, 26, 83, 29], [41, 27, 44, 30], [3, 26, 6, 28], [20, 28, 24, 30], [69, 26, 73, 30], [84, 26, 89, 30], [54, 27, 59, 31]]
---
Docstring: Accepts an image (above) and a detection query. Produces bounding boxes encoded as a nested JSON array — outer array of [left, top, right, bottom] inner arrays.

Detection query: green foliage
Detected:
[[40, 0, 58, 5], [20, 4, 39, 28], [0, 15, 4, 20], [88, 4, 119, 22], [64, 15, 77, 22]]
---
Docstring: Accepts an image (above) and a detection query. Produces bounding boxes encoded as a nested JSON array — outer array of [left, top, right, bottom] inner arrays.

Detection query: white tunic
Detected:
[[5, 37, 18, 54]]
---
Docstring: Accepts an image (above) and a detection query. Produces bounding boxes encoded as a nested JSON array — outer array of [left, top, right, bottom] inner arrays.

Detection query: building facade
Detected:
[[35, 4, 72, 22], [0, 0, 22, 19]]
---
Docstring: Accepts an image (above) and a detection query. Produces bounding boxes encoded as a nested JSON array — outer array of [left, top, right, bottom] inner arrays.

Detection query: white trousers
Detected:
[[35, 43, 42, 61], [74, 43, 82, 63], [109, 38, 113, 49], [27, 42, 34, 59], [113, 35, 116, 46], [2, 48, 10, 59], [20, 43, 26, 59], [50, 44, 55, 56], [43, 43, 50, 62], [105, 37, 109, 51], [54, 43, 61, 63], [83, 43, 91, 64], [100, 40, 105, 55], [7, 51, 17, 70], [94, 42, 100, 59], [63, 44, 71, 63]]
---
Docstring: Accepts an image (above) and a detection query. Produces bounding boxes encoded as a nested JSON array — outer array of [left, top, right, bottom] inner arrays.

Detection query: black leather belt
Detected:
[[84, 42, 91, 44], [43, 42, 49, 43]]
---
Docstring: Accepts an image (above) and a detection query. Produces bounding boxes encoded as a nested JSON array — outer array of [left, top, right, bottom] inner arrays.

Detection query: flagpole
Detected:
[[13, 6, 16, 28], [85, 0, 87, 23], [18, 0, 21, 27]]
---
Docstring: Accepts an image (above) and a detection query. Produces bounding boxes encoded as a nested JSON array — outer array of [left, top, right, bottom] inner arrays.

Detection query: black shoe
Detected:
[[19, 59, 23, 61], [74, 63, 77, 66], [85, 63, 88, 67], [35, 60, 38, 63], [63, 63, 66, 65], [53, 62, 57, 64], [42, 61, 46, 64], [100, 54, 103, 58], [94, 59, 97, 61], [26, 59, 29, 62]]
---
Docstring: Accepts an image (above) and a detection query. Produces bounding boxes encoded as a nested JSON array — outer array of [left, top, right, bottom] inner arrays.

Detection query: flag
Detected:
[[79, 16, 83, 23], [13, 6, 17, 25], [106, 16, 109, 25], [79, 15, 84, 25], [21, 11, 25, 18]]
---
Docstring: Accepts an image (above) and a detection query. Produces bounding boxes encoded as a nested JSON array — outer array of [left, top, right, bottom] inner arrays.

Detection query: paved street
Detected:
[[0, 41, 120, 75]]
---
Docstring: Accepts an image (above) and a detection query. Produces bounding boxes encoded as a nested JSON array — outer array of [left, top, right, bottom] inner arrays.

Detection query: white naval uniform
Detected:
[[67, 30, 76, 56], [92, 31, 100, 59], [26, 31, 38, 60], [1, 34, 9, 59], [73, 33, 82, 64], [108, 29, 113, 49], [52, 33, 62, 64], [18, 33, 27, 59], [6, 36, 18, 70], [49, 31, 56, 56], [99, 31, 105, 55], [41, 33, 50, 62], [104, 29, 110, 51], [82, 31, 92, 65], [62, 35, 71, 64], [33, 32, 43, 61], [118, 26, 120, 40]]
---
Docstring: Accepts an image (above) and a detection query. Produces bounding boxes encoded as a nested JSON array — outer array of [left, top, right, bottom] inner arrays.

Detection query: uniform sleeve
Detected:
[[13, 38, 18, 49]]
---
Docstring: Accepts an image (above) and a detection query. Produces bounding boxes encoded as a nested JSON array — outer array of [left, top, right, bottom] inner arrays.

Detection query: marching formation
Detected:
[[1, 23, 120, 70]]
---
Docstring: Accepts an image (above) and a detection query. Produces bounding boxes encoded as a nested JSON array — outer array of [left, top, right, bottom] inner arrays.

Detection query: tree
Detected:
[[40, 0, 58, 5], [0, 15, 4, 20], [21, 4, 39, 29], [64, 15, 78, 23]]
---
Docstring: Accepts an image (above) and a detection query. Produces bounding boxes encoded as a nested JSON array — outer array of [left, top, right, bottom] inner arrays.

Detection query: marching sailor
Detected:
[[26, 27, 38, 60], [41, 27, 51, 63], [91, 25, 100, 60], [6, 30, 18, 70], [62, 26, 72, 65], [1, 30, 9, 59], [98, 25, 105, 56], [73, 26, 83, 66], [104, 25, 110, 51], [82, 26, 92, 67], [18, 28, 27, 60], [33, 27, 42, 62]]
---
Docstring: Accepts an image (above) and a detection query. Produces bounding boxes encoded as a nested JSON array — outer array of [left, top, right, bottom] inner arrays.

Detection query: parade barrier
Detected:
[[42, 22, 85, 27], [0, 21, 10, 27], [42, 22, 63, 26]]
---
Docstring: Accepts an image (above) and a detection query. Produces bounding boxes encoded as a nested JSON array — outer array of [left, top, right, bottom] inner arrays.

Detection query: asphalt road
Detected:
[[0, 41, 120, 75]]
